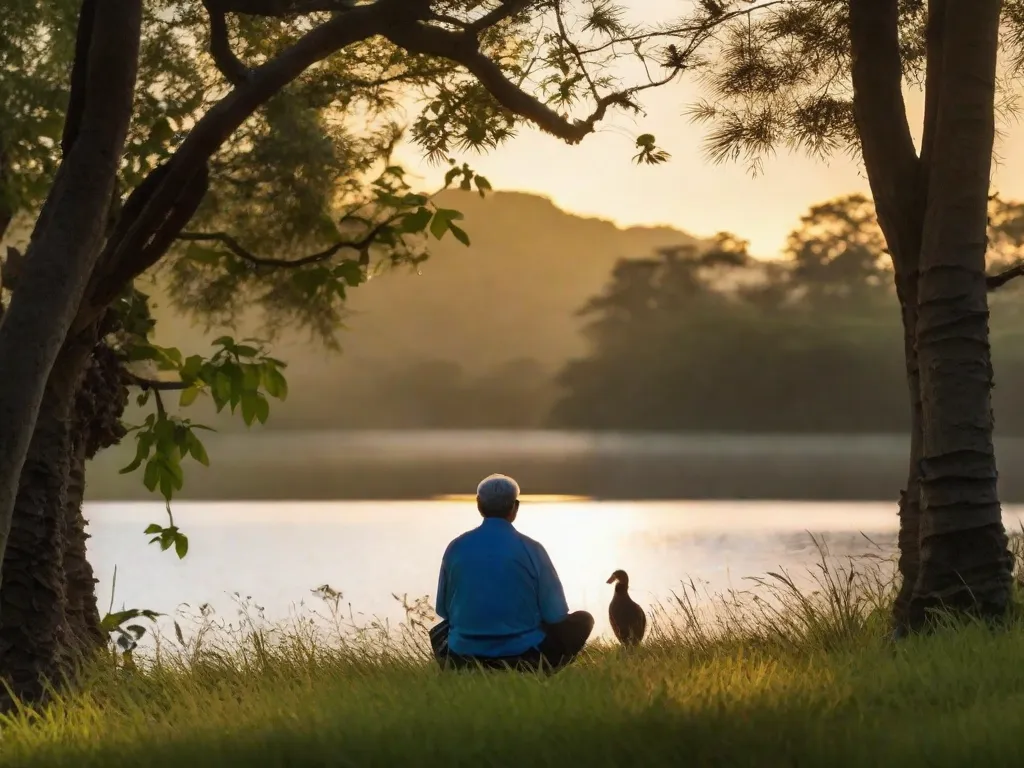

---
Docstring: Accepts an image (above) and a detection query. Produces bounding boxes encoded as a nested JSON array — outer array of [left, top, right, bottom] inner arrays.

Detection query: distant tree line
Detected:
[[551, 194, 1024, 434]]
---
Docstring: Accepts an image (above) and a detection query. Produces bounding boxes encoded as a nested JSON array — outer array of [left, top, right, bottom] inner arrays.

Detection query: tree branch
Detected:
[[61, 0, 96, 155], [205, 0, 359, 16], [74, 3, 387, 331], [382, 20, 640, 144], [467, 0, 537, 33], [127, 373, 189, 392], [178, 214, 400, 269], [848, 0, 924, 273], [90, 164, 211, 309], [204, 0, 251, 86], [986, 263, 1024, 291]]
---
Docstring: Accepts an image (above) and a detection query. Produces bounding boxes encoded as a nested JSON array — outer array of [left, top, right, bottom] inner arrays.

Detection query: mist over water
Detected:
[[84, 499, 1024, 645]]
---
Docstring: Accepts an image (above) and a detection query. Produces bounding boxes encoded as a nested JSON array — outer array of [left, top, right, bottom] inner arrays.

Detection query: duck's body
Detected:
[[606, 569, 646, 647]]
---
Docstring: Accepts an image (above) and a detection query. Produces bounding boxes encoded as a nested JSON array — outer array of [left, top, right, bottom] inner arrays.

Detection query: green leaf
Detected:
[[188, 433, 210, 466], [165, 458, 184, 491], [181, 355, 204, 383], [144, 523, 163, 535], [240, 392, 258, 426], [174, 532, 189, 559], [212, 370, 233, 407], [120, 432, 153, 474], [234, 345, 260, 359], [143, 460, 160, 492], [179, 385, 201, 407], [212, 336, 235, 349], [333, 260, 364, 287], [444, 167, 462, 188], [474, 175, 492, 196], [254, 394, 270, 425], [430, 208, 464, 240], [242, 364, 262, 392], [159, 471, 174, 502], [400, 207, 433, 234], [449, 223, 471, 247], [263, 368, 288, 400]]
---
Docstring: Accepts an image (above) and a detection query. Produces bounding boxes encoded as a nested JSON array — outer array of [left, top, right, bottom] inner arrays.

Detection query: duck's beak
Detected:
[[606, 574, 617, 584]]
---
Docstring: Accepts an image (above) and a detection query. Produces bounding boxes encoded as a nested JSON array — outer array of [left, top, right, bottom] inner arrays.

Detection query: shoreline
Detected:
[[84, 430, 1024, 503]]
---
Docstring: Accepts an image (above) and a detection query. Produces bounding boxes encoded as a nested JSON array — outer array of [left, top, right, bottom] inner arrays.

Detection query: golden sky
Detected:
[[395, 1, 1024, 259]]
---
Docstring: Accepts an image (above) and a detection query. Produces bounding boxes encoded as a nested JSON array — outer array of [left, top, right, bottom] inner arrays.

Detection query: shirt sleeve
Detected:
[[435, 543, 452, 620], [533, 541, 569, 624]]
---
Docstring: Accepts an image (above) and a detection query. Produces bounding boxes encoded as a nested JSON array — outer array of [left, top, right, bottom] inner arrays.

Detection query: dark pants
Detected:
[[429, 611, 595, 673]]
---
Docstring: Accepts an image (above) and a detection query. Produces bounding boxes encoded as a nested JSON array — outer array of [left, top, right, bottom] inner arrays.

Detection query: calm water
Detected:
[[84, 500, 1024, 643]]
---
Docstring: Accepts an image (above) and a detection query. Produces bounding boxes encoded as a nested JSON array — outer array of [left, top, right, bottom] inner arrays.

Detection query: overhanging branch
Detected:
[[178, 215, 400, 269], [383, 20, 642, 144], [74, 3, 386, 333]]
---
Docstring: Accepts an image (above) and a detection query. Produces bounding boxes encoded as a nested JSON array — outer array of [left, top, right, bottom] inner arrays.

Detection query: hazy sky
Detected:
[[395, 1, 1024, 259]]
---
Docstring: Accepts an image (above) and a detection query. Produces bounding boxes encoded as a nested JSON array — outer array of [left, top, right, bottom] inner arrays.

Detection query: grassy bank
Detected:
[[6, 545, 1024, 767]]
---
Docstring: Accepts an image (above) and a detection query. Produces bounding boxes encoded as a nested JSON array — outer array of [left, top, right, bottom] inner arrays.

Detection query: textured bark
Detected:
[[892, 285, 923, 633], [0, 337, 93, 707], [65, 342, 128, 658], [849, 0, 927, 629], [62, 438, 101, 660], [911, 0, 1012, 623], [0, 2, 141, 580]]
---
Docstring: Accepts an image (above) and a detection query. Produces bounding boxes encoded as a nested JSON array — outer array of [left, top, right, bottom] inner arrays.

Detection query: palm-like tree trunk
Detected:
[[851, 0, 1012, 627], [910, 0, 1012, 623]]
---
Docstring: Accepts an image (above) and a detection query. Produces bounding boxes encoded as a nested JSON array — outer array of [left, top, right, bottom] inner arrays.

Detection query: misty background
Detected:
[[85, 189, 1024, 502]]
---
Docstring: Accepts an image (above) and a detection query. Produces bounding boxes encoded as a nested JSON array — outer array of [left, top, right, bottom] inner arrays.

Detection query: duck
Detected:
[[606, 569, 646, 647]]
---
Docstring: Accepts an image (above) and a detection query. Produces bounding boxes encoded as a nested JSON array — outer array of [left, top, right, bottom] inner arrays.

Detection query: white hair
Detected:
[[476, 473, 520, 514]]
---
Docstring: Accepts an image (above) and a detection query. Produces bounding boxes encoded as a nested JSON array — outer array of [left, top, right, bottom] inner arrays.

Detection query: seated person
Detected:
[[429, 474, 594, 672]]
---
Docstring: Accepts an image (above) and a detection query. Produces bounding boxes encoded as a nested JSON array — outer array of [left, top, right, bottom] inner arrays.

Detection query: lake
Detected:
[[84, 499, 1024, 644]]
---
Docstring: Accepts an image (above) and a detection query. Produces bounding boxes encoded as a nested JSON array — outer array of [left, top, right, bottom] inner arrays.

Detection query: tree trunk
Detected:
[[892, 285, 924, 633], [0, 337, 93, 707], [65, 340, 128, 658], [62, 437, 103, 659], [0, 2, 141, 581], [848, 0, 928, 631], [910, 0, 1012, 625]]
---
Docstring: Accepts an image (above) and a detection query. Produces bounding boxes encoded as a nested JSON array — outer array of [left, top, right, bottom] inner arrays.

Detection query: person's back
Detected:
[[440, 517, 556, 657], [431, 474, 594, 671]]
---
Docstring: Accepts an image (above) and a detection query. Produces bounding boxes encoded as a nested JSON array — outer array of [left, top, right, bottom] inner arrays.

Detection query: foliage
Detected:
[[683, 1, 1024, 173], [551, 194, 1024, 432], [0, 0, 769, 570]]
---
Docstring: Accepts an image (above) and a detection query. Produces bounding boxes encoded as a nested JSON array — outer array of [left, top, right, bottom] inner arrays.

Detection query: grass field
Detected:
[[5, 542, 1024, 767]]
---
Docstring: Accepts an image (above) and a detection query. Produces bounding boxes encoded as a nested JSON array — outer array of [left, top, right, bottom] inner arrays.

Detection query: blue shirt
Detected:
[[435, 517, 569, 658]]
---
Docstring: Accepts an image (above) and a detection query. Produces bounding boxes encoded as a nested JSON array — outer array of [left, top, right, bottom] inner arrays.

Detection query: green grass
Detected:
[[6, 539, 1024, 767]]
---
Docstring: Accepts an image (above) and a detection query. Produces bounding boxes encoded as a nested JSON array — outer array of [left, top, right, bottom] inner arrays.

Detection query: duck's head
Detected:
[[606, 569, 630, 589]]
